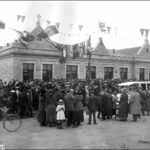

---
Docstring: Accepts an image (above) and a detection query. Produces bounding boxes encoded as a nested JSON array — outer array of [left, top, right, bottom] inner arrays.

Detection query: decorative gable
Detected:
[[92, 38, 110, 55], [137, 39, 150, 56]]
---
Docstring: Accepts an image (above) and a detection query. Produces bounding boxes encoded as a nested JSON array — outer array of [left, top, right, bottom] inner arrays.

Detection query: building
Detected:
[[1, 23, 150, 82]]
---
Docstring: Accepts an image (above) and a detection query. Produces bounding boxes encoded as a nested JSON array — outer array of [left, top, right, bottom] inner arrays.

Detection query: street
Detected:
[[0, 112, 150, 149]]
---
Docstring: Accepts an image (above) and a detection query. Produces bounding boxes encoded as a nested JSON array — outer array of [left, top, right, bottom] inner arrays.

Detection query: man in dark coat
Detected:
[[100, 89, 113, 120], [64, 89, 75, 127], [87, 91, 98, 124]]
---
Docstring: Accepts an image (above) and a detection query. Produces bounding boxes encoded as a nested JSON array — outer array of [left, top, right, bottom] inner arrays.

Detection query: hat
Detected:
[[59, 99, 63, 103]]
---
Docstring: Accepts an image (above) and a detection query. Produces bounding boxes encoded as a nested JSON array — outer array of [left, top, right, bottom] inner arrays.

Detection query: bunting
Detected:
[[47, 20, 50, 25], [17, 15, 21, 21], [56, 22, 60, 30], [79, 25, 83, 31], [21, 16, 25, 23], [106, 26, 111, 34], [99, 22, 105, 29], [0, 20, 5, 29], [69, 24, 73, 29], [145, 29, 149, 38], [140, 29, 145, 37]]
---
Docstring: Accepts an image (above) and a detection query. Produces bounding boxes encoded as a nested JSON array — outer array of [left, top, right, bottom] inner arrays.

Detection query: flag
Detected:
[[0, 20, 5, 29], [56, 22, 60, 29], [145, 29, 149, 38], [106, 26, 111, 34], [140, 29, 145, 37], [47, 20, 50, 25], [79, 25, 83, 31], [17, 15, 21, 21], [21, 16, 25, 23], [101, 28, 106, 33], [69, 24, 73, 29], [99, 22, 105, 29]]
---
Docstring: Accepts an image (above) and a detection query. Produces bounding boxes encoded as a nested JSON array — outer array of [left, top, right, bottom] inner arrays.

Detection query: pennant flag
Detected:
[[145, 29, 149, 38], [140, 29, 145, 37], [69, 23, 73, 29], [101, 28, 106, 33], [99, 22, 105, 29], [56, 22, 60, 29], [113, 27, 119, 35], [21, 16, 25, 23], [47, 20, 50, 25], [79, 25, 83, 31], [106, 26, 111, 34], [17, 15, 21, 21], [0, 20, 5, 29]]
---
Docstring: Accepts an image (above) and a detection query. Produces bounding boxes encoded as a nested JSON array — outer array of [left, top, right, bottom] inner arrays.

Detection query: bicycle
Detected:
[[0, 107, 21, 132]]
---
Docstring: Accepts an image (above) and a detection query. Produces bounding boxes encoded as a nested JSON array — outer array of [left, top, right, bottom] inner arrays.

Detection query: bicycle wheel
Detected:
[[4, 114, 21, 132]]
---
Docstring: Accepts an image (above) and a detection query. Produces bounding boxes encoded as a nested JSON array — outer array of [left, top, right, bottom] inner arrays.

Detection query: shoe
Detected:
[[94, 122, 97, 124], [101, 119, 105, 121], [88, 122, 91, 125]]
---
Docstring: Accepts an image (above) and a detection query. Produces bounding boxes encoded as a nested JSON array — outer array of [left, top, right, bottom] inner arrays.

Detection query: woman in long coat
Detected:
[[119, 88, 129, 121], [37, 88, 46, 126], [46, 90, 57, 127], [145, 90, 150, 116], [128, 84, 142, 122], [74, 90, 84, 126]]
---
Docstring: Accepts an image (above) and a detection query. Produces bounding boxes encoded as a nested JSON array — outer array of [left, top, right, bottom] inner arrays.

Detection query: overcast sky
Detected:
[[0, 1, 150, 49]]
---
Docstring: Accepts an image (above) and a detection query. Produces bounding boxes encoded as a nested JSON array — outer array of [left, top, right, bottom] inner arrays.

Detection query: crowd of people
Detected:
[[0, 78, 150, 129]]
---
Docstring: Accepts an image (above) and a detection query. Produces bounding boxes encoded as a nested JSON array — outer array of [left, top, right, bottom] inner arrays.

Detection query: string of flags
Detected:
[[139, 29, 149, 38], [17, 15, 26, 23]]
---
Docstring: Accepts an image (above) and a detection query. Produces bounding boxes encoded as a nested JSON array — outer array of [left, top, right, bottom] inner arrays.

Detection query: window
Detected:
[[120, 68, 128, 80], [104, 67, 113, 80], [146, 48, 149, 53], [139, 68, 145, 81], [66, 65, 78, 79], [86, 66, 96, 79], [42, 64, 53, 82], [23, 63, 34, 81]]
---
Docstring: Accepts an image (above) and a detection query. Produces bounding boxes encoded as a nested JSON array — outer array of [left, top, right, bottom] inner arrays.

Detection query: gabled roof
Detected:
[[93, 38, 110, 55], [27, 38, 58, 50], [116, 47, 140, 56], [44, 25, 58, 37], [137, 39, 150, 56]]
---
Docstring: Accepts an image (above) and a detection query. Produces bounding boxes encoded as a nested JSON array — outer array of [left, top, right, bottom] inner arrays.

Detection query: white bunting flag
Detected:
[[17, 15, 21, 21], [47, 20, 50, 25], [145, 29, 149, 38], [140, 29, 145, 37], [79, 25, 83, 31], [106, 26, 111, 34], [21, 16, 25, 23], [69, 24, 73, 29], [56, 22, 60, 30]]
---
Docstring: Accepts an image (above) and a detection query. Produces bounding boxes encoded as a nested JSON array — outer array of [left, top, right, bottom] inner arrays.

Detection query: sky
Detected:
[[0, 1, 150, 49]]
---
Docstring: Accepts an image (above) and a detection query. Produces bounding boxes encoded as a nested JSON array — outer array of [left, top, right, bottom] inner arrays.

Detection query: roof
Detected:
[[116, 47, 140, 56]]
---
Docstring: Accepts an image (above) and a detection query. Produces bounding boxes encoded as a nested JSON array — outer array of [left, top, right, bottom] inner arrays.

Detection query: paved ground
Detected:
[[0, 112, 150, 149]]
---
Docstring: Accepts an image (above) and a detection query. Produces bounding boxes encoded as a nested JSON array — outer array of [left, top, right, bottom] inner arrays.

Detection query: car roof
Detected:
[[118, 81, 150, 86]]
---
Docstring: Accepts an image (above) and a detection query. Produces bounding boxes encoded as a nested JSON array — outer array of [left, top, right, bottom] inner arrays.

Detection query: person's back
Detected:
[[88, 94, 98, 112]]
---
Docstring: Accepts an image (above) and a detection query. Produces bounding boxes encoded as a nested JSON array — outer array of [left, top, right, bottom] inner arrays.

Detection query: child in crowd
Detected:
[[56, 99, 65, 129]]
